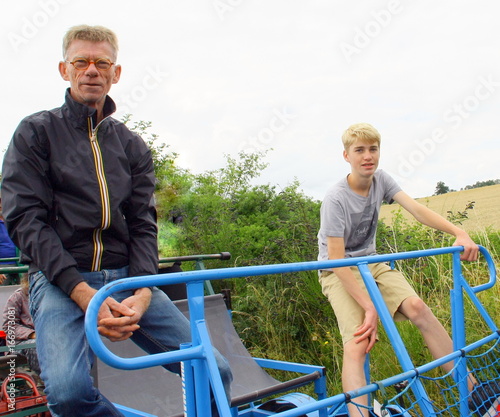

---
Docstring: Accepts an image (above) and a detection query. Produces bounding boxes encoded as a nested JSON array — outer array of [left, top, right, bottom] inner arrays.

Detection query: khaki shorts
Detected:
[[319, 262, 418, 345]]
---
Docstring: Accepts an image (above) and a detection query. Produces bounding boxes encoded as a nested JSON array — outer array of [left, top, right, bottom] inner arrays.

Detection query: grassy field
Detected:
[[380, 184, 500, 233]]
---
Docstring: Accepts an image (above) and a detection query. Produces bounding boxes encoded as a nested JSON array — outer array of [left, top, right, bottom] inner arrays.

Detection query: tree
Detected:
[[122, 115, 192, 221], [464, 179, 500, 190], [434, 181, 450, 195], [169, 151, 320, 265], [122, 115, 178, 181]]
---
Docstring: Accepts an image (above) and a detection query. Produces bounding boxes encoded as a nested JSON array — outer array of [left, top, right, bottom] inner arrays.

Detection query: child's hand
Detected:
[[453, 232, 479, 261], [354, 307, 378, 353]]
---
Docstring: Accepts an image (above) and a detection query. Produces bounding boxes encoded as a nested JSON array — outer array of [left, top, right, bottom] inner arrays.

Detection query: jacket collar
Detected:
[[62, 88, 117, 131]]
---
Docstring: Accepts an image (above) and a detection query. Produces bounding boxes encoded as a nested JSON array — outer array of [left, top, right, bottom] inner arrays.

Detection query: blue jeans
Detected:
[[29, 267, 232, 417]]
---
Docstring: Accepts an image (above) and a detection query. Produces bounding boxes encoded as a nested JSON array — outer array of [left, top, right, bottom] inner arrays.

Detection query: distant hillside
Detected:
[[379, 184, 500, 233]]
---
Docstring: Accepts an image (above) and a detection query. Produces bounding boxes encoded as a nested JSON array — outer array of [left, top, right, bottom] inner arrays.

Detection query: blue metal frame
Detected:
[[85, 246, 497, 417]]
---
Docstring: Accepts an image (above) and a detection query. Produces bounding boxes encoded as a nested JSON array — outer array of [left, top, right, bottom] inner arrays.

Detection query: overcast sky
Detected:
[[2, 1, 500, 201]]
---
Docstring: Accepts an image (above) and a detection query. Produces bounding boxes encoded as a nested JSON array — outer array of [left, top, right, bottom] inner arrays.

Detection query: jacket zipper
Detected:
[[87, 117, 111, 271]]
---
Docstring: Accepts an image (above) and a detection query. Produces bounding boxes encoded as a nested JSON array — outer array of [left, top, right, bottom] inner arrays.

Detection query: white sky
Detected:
[[2, 0, 500, 201]]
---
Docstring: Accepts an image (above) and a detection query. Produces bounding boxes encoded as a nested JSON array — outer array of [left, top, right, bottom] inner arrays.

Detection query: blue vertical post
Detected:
[[193, 356, 211, 416], [450, 251, 469, 416], [196, 320, 232, 416], [186, 280, 212, 415], [314, 371, 328, 417]]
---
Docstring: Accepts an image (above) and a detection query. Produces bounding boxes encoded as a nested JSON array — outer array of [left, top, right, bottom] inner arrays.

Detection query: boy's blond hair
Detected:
[[62, 25, 119, 60], [341, 123, 381, 151]]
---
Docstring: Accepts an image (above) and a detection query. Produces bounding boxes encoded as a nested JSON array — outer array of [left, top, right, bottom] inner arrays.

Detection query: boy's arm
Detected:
[[327, 236, 378, 352], [393, 191, 479, 261]]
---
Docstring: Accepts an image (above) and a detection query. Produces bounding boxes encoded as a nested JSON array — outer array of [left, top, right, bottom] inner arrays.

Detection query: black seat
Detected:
[[97, 294, 325, 417]]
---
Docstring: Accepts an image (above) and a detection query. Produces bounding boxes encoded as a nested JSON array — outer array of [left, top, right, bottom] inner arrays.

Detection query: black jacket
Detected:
[[1, 89, 158, 295]]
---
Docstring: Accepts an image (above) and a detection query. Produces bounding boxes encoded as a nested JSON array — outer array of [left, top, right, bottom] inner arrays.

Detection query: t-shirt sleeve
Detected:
[[380, 171, 402, 203]]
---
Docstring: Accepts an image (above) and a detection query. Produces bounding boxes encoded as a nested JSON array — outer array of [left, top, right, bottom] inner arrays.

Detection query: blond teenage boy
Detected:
[[317, 123, 481, 416]]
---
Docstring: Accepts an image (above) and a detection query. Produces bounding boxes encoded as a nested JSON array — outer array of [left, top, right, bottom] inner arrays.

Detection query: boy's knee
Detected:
[[344, 338, 368, 362], [402, 297, 433, 323]]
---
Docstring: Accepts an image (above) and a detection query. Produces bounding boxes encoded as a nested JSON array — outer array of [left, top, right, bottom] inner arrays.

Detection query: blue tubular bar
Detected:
[[85, 279, 206, 371], [195, 318, 231, 416], [84, 245, 497, 416], [85, 247, 496, 307], [450, 245, 498, 416], [451, 250, 470, 417], [471, 246, 497, 293], [358, 262, 436, 415]]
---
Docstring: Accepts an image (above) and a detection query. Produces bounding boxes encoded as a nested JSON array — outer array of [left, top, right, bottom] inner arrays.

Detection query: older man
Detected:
[[1, 25, 231, 416]]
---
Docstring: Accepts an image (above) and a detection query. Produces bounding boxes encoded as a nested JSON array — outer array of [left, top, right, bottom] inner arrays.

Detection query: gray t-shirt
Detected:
[[318, 170, 401, 260]]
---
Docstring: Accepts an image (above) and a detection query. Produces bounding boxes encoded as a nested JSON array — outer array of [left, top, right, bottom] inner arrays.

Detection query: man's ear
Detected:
[[59, 61, 70, 81], [343, 149, 349, 163], [112, 64, 122, 84]]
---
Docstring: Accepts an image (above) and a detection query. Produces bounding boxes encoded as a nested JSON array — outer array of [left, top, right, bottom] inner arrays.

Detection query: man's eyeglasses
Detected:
[[66, 58, 115, 71]]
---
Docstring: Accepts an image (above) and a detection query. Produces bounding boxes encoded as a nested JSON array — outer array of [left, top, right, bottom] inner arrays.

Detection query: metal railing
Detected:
[[85, 246, 498, 416]]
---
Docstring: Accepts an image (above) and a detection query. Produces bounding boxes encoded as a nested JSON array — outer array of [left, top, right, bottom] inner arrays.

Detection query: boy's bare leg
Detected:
[[398, 296, 476, 390], [343, 338, 370, 417]]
